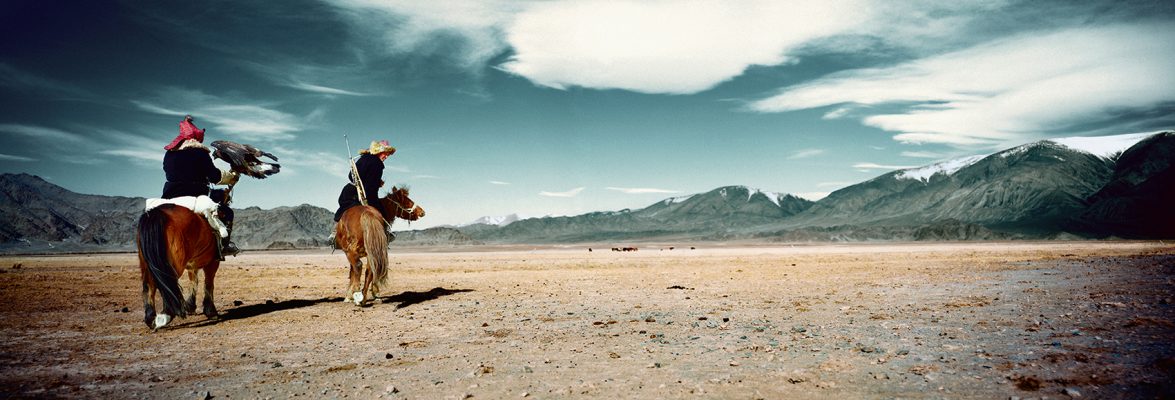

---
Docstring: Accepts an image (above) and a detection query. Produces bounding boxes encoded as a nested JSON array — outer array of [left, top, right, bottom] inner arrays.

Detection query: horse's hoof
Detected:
[[352, 292, 363, 306], [154, 314, 172, 330]]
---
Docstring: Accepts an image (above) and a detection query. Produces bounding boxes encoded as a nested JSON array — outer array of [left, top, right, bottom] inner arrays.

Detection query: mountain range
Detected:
[[1, 131, 1171, 253]]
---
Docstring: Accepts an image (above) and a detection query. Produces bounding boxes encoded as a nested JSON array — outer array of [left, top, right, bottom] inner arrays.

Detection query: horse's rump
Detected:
[[138, 205, 186, 318]]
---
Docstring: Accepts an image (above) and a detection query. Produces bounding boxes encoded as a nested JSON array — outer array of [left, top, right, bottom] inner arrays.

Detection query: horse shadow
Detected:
[[178, 297, 344, 328], [173, 287, 473, 327], [378, 287, 474, 309]]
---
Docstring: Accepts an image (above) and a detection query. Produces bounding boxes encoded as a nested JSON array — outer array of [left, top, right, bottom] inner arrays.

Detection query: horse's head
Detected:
[[380, 186, 425, 222]]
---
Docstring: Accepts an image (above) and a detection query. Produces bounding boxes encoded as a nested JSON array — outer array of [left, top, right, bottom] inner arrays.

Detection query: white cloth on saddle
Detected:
[[144, 196, 229, 238]]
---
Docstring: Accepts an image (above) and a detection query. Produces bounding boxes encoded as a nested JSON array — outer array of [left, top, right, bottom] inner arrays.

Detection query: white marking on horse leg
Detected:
[[154, 314, 172, 329], [353, 292, 364, 305]]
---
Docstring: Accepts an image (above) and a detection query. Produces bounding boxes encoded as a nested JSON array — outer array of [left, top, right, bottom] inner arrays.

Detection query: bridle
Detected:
[[384, 191, 421, 221]]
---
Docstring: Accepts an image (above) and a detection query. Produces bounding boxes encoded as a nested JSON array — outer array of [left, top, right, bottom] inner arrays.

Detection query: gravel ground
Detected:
[[0, 241, 1172, 399]]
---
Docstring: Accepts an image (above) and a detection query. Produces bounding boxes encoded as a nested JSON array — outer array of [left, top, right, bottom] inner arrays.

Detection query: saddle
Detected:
[[144, 196, 229, 239]]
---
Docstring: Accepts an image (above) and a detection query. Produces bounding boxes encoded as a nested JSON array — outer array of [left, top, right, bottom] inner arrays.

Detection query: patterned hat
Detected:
[[364, 139, 396, 156]]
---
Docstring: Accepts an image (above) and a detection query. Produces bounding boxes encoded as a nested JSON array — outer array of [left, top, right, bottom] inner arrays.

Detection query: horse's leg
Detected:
[[202, 262, 220, 319], [140, 258, 157, 329], [347, 252, 363, 306], [183, 268, 198, 314], [361, 263, 374, 306]]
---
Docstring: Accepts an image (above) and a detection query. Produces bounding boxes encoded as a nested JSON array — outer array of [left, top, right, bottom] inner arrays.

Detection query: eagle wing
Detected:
[[210, 140, 281, 179]]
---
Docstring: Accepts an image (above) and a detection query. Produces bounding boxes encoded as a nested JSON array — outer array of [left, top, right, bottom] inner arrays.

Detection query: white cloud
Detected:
[[751, 23, 1175, 148], [0, 153, 35, 162], [489, 180, 511, 185], [787, 148, 825, 159], [605, 187, 680, 194], [499, 0, 869, 94], [539, 187, 584, 197]]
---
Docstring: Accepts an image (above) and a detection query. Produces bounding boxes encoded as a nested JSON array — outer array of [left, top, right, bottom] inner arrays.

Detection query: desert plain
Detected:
[[0, 241, 1172, 399]]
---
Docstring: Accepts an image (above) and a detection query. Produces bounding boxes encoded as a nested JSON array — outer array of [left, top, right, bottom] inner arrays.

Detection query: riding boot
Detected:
[[221, 220, 240, 258], [385, 223, 396, 242]]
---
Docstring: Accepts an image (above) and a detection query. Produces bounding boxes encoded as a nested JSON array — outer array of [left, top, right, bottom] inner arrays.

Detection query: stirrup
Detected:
[[222, 242, 241, 257]]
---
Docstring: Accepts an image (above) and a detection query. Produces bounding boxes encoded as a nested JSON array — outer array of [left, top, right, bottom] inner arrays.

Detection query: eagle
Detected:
[[210, 140, 281, 179]]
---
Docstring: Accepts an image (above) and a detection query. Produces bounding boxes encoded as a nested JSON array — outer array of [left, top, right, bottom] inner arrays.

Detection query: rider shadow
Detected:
[[378, 287, 473, 309], [179, 297, 343, 328]]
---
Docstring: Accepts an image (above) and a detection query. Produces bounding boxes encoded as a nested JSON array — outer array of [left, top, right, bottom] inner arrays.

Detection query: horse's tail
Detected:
[[361, 210, 389, 292], [137, 206, 186, 318]]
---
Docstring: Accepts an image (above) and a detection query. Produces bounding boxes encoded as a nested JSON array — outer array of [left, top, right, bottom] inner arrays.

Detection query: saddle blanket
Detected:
[[144, 196, 229, 238]]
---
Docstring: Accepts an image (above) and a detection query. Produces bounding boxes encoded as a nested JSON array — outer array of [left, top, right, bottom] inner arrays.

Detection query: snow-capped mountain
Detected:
[[463, 213, 523, 227], [787, 131, 1167, 233]]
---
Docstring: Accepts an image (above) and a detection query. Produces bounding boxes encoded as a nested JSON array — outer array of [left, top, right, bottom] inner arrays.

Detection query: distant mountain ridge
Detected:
[[1, 130, 1172, 252], [0, 174, 339, 253]]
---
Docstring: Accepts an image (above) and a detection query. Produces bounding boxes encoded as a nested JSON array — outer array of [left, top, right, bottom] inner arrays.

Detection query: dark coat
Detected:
[[334, 153, 387, 222], [162, 147, 222, 199]]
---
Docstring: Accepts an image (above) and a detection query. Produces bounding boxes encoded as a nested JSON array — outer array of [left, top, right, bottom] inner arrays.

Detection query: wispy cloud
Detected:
[[0, 123, 85, 143], [100, 149, 163, 165], [132, 88, 302, 142], [540, 187, 585, 197], [0, 153, 35, 162], [412, 174, 440, 180], [285, 81, 375, 97], [0, 63, 92, 99], [269, 145, 348, 178], [605, 187, 679, 194], [787, 148, 825, 159], [751, 23, 1175, 148], [322, 0, 522, 72], [901, 151, 945, 159], [852, 162, 918, 171], [489, 180, 511, 185]]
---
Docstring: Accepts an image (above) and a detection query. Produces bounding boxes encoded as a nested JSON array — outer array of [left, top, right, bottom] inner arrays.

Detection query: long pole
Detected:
[[344, 134, 368, 206]]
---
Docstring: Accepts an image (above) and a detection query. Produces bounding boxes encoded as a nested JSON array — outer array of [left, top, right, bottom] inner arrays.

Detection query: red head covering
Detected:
[[164, 116, 205, 150]]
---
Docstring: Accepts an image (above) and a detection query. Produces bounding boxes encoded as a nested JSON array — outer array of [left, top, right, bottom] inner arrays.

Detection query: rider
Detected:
[[334, 139, 396, 232], [162, 115, 241, 256]]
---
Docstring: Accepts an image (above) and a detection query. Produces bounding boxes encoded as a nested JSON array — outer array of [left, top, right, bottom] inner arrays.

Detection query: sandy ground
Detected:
[[0, 241, 1173, 399]]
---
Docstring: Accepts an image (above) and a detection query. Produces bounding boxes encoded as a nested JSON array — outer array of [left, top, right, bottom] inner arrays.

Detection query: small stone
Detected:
[[729, 361, 740, 366], [1064, 387, 1082, 398], [385, 385, 398, 394], [233, 300, 244, 306], [520, 392, 529, 398], [385, 353, 394, 359], [198, 391, 211, 400]]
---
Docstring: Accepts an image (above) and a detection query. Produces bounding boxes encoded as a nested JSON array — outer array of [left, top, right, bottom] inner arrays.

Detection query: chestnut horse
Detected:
[[137, 204, 221, 330], [335, 186, 425, 306]]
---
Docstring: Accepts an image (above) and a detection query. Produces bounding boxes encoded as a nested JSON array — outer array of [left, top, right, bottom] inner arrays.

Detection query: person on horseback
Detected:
[[334, 139, 396, 234], [162, 115, 241, 256]]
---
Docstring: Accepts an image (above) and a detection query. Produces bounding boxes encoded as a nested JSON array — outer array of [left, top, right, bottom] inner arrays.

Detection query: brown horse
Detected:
[[137, 204, 222, 330], [335, 186, 425, 306]]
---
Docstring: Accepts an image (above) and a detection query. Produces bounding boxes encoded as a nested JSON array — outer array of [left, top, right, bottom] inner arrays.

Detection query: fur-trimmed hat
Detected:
[[360, 139, 396, 156], [165, 116, 205, 150]]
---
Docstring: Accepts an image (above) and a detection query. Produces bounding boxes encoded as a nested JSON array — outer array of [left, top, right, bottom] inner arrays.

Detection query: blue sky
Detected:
[[1, 0, 1173, 228]]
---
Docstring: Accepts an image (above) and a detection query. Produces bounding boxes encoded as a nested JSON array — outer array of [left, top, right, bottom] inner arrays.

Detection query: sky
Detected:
[[1, 0, 1173, 229]]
